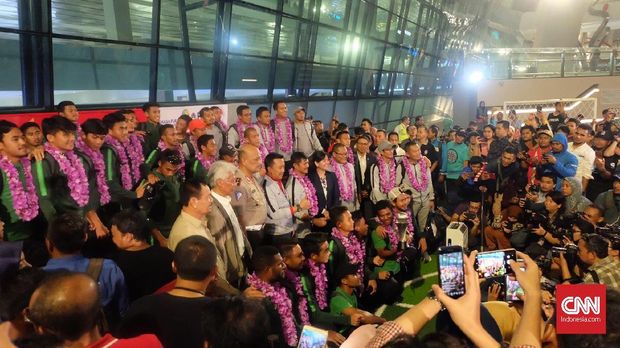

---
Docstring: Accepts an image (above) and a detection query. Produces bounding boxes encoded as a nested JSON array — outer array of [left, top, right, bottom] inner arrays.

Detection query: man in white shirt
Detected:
[[568, 123, 595, 192], [292, 107, 323, 157]]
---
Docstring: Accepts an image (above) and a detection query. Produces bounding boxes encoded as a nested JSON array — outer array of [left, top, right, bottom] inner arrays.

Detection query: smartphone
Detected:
[[474, 248, 517, 279], [297, 325, 328, 348], [505, 266, 526, 302], [438, 246, 466, 298]]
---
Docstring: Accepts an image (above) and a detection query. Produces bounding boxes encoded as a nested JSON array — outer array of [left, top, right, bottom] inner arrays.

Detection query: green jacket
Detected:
[[75, 150, 102, 212], [188, 158, 208, 181], [0, 162, 37, 241], [300, 270, 350, 330], [138, 121, 160, 157], [102, 144, 138, 204], [141, 170, 180, 238]]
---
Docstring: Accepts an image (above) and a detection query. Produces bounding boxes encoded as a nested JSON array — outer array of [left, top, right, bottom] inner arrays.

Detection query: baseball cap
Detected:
[[537, 129, 553, 138], [219, 144, 237, 158], [387, 187, 413, 201], [594, 130, 614, 141], [456, 130, 468, 138], [294, 106, 305, 113], [334, 263, 359, 282], [377, 140, 396, 152], [188, 119, 206, 133]]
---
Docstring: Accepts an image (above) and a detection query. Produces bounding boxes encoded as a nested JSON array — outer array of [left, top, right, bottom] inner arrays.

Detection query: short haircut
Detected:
[[251, 246, 280, 274], [401, 116, 410, 122], [272, 100, 285, 111], [336, 130, 350, 140], [19, 121, 39, 134], [277, 243, 298, 259], [180, 177, 208, 207], [556, 124, 570, 135], [80, 119, 107, 136], [404, 141, 420, 152], [41, 116, 77, 137], [497, 120, 510, 130], [574, 218, 595, 235], [265, 152, 284, 169], [110, 210, 150, 242], [361, 118, 373, 126], [581, 233, 609, 259], [290, 151, 307, 166], [374, 199, 392, 213], [538, 171, 557, 183], [56, 100, 76, 113], [0, 120, 18, 142], [177, 114, 192, 124], [243, 126, 257, 138], [46, 213, 87, 254], [566, 117, 579, 125], [503, 146, 517, 156], [407, 125, 417, 132], [159, 124, 174, 136], [388, 131, 399, 139], [142, 102, 160, 112], [236, 105, 250, 116], [0, 268, 47, 321], [202, 297, 271, 348], [197, 134, 214, 150], [102, 111, 126, 130], [415, 115, 423, 121], [332, 143, 346, 154], [329, 206, 350, 226], [429, 125, 439, 135], [300, 233, 327, 258], [118, 109, 135, 116], [520, 125, 536, 134], [376, 129, 387, 136], [577, 123, 594, 136], [256, 106, 269, 117], [198, 107, 211, 118], [174, 236, 217, 281], [159, 148, 183, 165], [206, 160, 237, 187]]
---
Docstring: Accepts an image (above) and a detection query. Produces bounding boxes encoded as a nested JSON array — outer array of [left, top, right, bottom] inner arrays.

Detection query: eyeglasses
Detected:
[[334, 152, 347, 156]]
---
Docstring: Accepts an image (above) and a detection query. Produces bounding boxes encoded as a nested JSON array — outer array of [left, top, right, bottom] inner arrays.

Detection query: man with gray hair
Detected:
[[207, 160, 252, 290]]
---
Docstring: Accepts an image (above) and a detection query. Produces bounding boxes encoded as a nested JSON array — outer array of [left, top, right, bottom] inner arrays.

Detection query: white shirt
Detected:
[[357, 152, 367, 183], [211, 190, 246, 256], [568, 142, 595, 181]]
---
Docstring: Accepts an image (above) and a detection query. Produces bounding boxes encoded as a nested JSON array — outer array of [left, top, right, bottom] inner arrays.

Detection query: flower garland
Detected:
[[275, 118, 293, 153], [288, 169, 319, 216], [217, 120, 228, 132], [346, 147, 355, 164], [330, 159, 354, 202], [44, 143, 89, 207], [259, 144, 269, 163], [306, 259, 328, 310], [382, 222, 401, 259], [158, 140, 185, 179], [235, 121, 254, 141], [247, 273, 298, 346], [127, 134, 144, 181], [257, 123, 275, 152], [331, 227, 365, 281], [196, 150, 216, 172], [104, 135, 134, 190], [403, 158, 429, 192], [76, 142, 111, 205], [377, 158, 397, 193], [0, 156, 39, 221], [285, 269, 311, 326]]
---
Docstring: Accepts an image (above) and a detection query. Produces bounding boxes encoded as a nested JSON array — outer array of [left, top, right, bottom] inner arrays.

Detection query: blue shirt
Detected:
[[44, 255, 129, 315]]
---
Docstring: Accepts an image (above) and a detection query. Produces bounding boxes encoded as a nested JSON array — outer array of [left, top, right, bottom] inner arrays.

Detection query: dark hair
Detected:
[[329, 206, 350, 226], [545, 191, 566, 215], [272, 100, 285, 111], [581, 233, 610, 259], [415, 115, 424, 122], [118, 109, 135, 116], [197, 134, 214, 151], [469, 156, 483, 165], [538, 171, 557, 184], [256, 106, 269, 117], [0, 268, 47, 321], [277, 243, 298, 258], [159, 148, 183, 165], [265, 152, 284, 169], [198, 107, 211, 118], [159, 124, 174, 136], [388, 131, 399, 139], [202, 297, 271, 348], [236, 105, 250, 116], [375, 199, 392, 213], [56, 100, 76, 113], [559, 289, 620, 347], [181, 177, 208, 207], [577, 123, 594, 136], [497, 120, 510, 130], [401, 116, 410, 122], [336, 130, 350, 139], [80, 119, 107, 136], [404, 141, 420, 152], [177, 114, 192, 125], [520, 125, 536, 134], [41, 116, 77, 137], [332, 143, 346, 154], [574, 218, 595, 235], [46, 213, 88, 254], [376, 129, 387, 136], [483, 124, 496, 133], [428, 126, 439, 135], [290, 151, 307, 166], [566, 117, 579, 125], [0, 120, 18, 142], [300, 233, 327, 259], [174, 236, 217, 281], [102, 111, 126, 130], [503, 146, 517, 156], [19, 121, 39, 134], [251, 246, 280, 274], [361, 118, 373, 126], [142, 102, 160, 112], [110, 210, 149, 242], [556, 124, 570, 135]]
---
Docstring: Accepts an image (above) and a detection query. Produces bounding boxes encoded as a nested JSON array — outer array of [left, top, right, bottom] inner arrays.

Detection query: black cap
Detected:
[[595, 131, 614, 141], [334, 263, 358, 281], [219, 144, 237, 158]]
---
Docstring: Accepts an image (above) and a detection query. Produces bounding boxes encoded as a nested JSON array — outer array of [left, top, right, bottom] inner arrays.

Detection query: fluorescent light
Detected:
[[468, 70, 484, 83], [242, 78, 257, 82]]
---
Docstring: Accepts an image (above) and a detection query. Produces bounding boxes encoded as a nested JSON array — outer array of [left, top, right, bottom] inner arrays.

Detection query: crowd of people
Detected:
[[0, 99, 619, 347]]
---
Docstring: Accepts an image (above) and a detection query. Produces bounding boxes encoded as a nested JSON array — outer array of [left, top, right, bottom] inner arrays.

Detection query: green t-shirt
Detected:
[[441, 141, 470, 179], [370, 228, 401, 275], [329, 287, 357, 316]]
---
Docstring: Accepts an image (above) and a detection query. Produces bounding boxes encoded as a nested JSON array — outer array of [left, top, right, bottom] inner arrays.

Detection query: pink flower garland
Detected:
[[330, 159, 354, 202], [377, 158, 397, 193], [288, 169, 319, 216], [217, 120, 228, 132], [403, 159, 429, 192], [158, 140, 185, 179], [285, 269, 311, 326], [257, 123, 275, 152], [383, 222, 401, 259], [76, 142, 111, 205], [235, 121, 254, 141], [44, 143, 90, 207], [275, 118, 293, 153], [346, 147, 355, 164], [331, 227, 365, 281], [307, 259, 328, 310], [127, 134, 144, 181], [259, 144, 269, 163], [0, 156, 39, 221], [104, 135, 134, 190], [247, 273, 299, 346], [196, 150, 216, 172]]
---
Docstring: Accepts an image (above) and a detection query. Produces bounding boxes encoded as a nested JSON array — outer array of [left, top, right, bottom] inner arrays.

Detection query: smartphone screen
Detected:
[[474, 249, 516, 279], [297, 325, 328, 348], [505, 272, 525, 302], [438, 246, 465, 298]]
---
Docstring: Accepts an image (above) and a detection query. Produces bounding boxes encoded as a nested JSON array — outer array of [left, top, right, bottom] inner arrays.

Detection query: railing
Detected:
[[467, 47, 620, 79]]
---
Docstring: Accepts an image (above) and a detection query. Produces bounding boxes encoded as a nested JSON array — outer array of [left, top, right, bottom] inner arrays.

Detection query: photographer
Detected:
[[525, 192, 571, 258], [594, 172, 620, 224], [484, 193, 523, 250], [451, 197, 483, 249], [523, 172, 557, 212], [457, 156, 492, 200], [558, 233, 620, 290]]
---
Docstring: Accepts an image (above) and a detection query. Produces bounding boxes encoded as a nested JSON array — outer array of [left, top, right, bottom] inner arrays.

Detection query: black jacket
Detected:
[[354, 152, 377, 196], [308, 170, 340, 214]]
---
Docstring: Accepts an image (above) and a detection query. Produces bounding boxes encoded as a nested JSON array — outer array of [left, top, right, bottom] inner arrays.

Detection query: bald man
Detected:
[[232, 144, 268, 249], [27, 272, 162, 347]]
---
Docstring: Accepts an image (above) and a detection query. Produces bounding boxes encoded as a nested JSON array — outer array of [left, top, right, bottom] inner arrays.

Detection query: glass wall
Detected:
[[0, 0, 459, 125]]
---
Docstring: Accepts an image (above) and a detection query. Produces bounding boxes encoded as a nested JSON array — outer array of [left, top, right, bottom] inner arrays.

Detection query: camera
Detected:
[[464, 212, 476, 221], [528, 184, 540, 194]]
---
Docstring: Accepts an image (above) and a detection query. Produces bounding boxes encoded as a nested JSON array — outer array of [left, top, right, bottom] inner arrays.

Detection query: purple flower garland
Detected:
[[275, 118, 293, 153], [217, 120, 228, 132], [44, 143, 90, 207], [257, 123, 275, 152], [247, 273, 299, 346], [235, 121, 254, 141], [0, 156, 39, 221], [104, 135, 134, 190], [330, 159, 354, 202], [158, 140, 185, 179], [76, 142, 111, 205], [288, 169, 319, 216], [307, 259, 328, 310], [377, 158, 397, 193], [331, 227, 365, 281], [403, 158, 429, 192], [346, 147, 355, 164], [127, 134, 144, 181], [196, 150, 216, 172], [285, 269, 311, 326], [259, 144, 269, 163]]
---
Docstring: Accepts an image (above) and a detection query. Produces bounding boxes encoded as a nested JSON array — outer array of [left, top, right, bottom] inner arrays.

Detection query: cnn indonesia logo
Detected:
[[556, 284, 606, 334]]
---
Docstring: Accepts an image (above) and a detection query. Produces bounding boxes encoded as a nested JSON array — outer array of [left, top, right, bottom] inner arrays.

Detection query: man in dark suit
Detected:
[[353, 134, 377, 220]]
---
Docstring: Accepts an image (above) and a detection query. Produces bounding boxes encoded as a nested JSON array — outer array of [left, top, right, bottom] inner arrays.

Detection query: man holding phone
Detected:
[[538, 133, 578, 190]]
